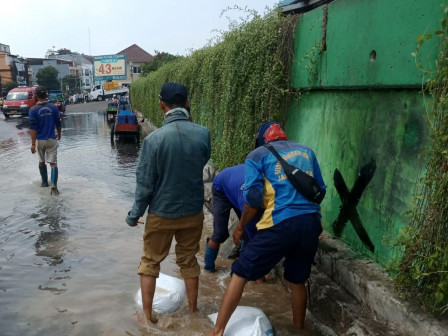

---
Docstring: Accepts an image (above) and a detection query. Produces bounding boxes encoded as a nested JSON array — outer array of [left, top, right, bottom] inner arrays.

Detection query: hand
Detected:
[[30, 144, 36, 154], [232, 226, 244, 247], [125, 211, 138, 227]]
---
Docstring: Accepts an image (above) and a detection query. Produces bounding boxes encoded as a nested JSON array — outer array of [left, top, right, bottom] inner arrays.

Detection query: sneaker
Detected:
[[41, 182, 49, 188], [50, 186, 59, 195]]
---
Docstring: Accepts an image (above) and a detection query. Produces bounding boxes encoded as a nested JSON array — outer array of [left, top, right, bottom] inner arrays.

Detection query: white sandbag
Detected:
[[135, 273, 186, 313], [208, 306, 273, 336]]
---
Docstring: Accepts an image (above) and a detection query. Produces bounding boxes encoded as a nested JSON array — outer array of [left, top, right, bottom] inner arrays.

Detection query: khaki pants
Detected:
[[137, 211, 204, 279], [37, 138, 59, 164]]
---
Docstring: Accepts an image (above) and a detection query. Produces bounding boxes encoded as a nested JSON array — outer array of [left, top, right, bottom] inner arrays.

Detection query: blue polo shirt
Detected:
[[29, 103, 61, 140]]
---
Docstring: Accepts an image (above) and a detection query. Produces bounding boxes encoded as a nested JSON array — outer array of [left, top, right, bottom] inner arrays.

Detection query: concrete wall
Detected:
[[285, 0, 443, 265]]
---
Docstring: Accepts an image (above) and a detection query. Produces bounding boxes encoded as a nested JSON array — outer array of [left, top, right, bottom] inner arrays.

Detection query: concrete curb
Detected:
[[133, 110, 157, 138], [316, 232, 448, 336]]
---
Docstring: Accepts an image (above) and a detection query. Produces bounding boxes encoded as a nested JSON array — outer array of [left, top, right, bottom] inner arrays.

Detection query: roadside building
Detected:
[[0, 43, 32, 94], [117, 44, 154, 86], [27, 58, 72, 87], [49, 49, 93, 92]]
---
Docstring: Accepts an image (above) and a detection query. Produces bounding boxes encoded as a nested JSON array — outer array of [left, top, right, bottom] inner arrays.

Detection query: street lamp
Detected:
[[129, 61, 133, 83]]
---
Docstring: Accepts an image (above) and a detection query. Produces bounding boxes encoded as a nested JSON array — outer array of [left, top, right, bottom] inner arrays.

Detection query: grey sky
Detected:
[[2, 0, 278, 58]]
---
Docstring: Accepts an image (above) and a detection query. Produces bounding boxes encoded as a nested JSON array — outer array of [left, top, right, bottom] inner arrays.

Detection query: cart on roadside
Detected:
[[106, 102, 119, 122], [110, 109, 141, 143]]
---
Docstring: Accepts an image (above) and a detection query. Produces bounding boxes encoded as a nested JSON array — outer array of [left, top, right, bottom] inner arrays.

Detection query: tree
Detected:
[[141, 51, 182, 76], [61, 75, 81, 95], [2, 81, 19, 96], [36, 66, 60, 90]]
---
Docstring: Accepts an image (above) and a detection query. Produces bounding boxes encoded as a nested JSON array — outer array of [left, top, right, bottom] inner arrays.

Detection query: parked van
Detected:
[[2, 86, 37, 118]]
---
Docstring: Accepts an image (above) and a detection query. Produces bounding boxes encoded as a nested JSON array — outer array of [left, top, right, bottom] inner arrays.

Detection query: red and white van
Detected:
[[2, 86, 37, 119]]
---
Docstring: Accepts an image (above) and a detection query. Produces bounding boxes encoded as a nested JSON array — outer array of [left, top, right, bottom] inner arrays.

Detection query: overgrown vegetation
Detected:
[[131, 8, 298, 170], [141, 51, 183, 76], [393, 5, 448, 316]]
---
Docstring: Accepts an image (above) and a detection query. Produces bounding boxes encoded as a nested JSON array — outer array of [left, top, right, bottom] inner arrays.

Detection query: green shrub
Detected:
[[130, 9, 298, 170], [393, 5, 448, 316]]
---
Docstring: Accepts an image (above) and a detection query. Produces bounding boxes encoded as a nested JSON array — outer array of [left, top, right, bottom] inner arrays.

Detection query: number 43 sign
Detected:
[[93, 54, 127, 81]]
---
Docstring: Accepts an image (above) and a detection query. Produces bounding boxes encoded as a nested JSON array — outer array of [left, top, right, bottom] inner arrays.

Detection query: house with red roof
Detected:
[[117, 44, 154, 86]]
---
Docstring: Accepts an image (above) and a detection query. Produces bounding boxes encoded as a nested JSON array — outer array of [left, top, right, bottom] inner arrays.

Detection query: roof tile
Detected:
[[117, 44, 154, 63]]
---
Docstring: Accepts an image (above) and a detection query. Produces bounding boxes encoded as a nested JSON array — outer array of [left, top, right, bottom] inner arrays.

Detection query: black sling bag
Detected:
[[265, 144, 326, 204]]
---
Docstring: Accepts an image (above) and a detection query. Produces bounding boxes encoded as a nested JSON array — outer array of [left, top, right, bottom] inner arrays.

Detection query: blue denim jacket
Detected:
[[127, 110, 211, 224]]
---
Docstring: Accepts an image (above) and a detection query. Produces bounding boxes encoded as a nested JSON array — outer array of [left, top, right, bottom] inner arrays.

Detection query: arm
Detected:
[[29, 129, 37, 154], [126, 140, 155, 226], [29, 108, 37, 153], [233, 203, 258, 246], [56, 126, 62, 140], [54, 108, 62, 140]]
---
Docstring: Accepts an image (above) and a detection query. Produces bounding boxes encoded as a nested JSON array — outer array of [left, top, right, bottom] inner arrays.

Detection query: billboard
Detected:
[[93, 54, 127, 81]]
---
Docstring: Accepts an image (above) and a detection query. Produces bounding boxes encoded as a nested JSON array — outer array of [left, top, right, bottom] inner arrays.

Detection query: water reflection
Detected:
[[31, 197, 70, 298], [0, 138, 16, 153], [112, 141, 140, 168]]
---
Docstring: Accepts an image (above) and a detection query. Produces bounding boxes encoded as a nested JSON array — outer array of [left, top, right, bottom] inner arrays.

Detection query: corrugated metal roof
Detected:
[[50, 53, 92, 65]]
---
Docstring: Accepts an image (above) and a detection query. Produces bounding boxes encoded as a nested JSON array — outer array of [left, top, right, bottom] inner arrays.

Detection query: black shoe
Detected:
[[227, 245, 241, 260]]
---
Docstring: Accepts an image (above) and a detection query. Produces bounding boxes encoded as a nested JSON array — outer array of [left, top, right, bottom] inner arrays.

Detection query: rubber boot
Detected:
[[39, 165, 49, 187], [50, 167, 59, 195], [204, 238, 219, 273]]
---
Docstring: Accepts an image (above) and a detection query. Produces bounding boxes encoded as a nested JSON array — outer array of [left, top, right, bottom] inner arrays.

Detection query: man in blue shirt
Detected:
[[204, 164, 259, 273], [206, 121, 325, 336], [126, 82, 211, 325], [29, 86, 62, 195]]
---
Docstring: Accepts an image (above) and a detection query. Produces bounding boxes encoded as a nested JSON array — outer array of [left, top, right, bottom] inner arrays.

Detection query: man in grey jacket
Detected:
[[126, 82, 211, 324]]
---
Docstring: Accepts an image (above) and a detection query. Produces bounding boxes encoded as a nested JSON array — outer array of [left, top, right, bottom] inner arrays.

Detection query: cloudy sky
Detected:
[[2, 0, 279, 58]]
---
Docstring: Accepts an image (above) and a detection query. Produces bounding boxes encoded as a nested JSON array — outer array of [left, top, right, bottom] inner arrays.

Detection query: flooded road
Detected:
[[0, 102, 329, 336]]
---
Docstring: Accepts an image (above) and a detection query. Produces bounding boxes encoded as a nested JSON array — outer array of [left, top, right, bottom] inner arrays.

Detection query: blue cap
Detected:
[[159, 82, 188, 105], [256, 121, 276, 147]]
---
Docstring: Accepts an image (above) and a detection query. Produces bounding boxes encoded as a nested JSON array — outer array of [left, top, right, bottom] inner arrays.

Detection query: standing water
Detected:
[[0, 103, 325, 336]]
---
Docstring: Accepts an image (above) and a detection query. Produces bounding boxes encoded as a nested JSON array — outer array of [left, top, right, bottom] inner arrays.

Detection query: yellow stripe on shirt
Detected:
[[256, 176, 276, 231]]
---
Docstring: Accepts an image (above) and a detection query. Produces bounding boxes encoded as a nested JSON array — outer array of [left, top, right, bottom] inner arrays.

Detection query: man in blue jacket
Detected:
[[126, 82, 211, 325], [204, 164, 259, 273], [29, 86, 62, 195], [206, 121, 325, 336]]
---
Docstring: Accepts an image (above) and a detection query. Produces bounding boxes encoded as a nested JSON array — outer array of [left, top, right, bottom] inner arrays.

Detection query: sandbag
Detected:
[[135, 273, 186, 313], [208, 306, 273, 336]]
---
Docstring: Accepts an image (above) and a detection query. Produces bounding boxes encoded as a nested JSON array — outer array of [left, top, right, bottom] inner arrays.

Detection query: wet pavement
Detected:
[[0, 101, 402, 336]]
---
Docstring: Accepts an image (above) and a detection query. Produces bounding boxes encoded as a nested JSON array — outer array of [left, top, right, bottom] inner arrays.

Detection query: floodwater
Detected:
[[0, 103, 326, 336]]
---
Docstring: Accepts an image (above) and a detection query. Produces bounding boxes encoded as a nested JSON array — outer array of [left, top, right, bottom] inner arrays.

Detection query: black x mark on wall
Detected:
[[332, 159, 377, 253]]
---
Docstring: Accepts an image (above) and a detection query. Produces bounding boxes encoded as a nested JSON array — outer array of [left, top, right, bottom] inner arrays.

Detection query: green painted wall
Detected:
[[292, 0, 442, 88], [286, 0, 442, 265], [285, 90, 428, 264]]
